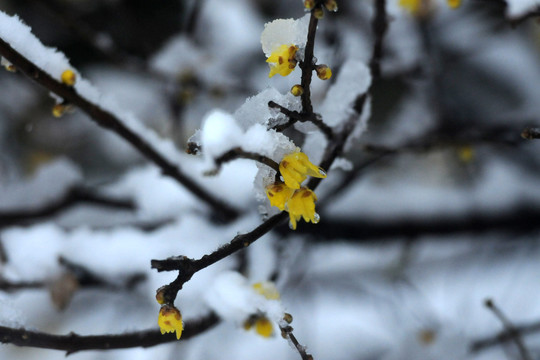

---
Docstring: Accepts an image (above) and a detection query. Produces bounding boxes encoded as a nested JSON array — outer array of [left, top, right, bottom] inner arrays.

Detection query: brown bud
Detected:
[[324, 0, 338, 12]]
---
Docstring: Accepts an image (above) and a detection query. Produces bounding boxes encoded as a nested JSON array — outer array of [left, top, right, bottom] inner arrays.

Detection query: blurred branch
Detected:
[[521, 127, 540, 140], [0, 312, 219, 354], [471, 320, 540, 353], [291, 202, 540, 240], [0, 236, 7, 264], [0, 187, 134, 228], [482, 299, 533, 360], [0, 37, 239, 222], [369, 0, 388, 83]]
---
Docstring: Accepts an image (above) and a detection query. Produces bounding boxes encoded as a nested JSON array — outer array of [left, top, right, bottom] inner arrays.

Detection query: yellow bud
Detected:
[[61, 69, 76, 86], [155, 286, 167, 304], [290, 84, 304, 97], [324, 0, 338, 12], [1, 57, 15, 72], [315, 64, 332, 80], [158, 305, 183, 340], [52, 104, 66, 118], [304, 0, 316, 10], [314, 6, 324, 19]]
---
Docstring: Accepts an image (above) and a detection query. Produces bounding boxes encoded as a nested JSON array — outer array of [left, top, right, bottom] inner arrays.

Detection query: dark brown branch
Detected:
[[281, 325, 314, 360], [483, 299, 533, 360], [269, 101, 333, 140], [0, 236, 7, 264], [214, 147, 280, 173], [299, 11, 319, 115], [369, 0, 388, 83], [151, 212, 288, 304], [0, 312, 219, 354], [0, 37, 239, 222], [0, 187, 134, 228]]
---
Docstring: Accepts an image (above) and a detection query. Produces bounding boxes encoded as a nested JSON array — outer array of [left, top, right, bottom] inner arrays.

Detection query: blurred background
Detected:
[[2, 0, 540, 359]]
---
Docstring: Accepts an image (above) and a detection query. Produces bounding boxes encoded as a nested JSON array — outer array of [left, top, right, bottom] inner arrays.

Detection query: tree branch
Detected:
[[213, 147, 280, 173], [0, 187, 134, 228], [0, 312, 219, 354], [0, 37, 239, 222]]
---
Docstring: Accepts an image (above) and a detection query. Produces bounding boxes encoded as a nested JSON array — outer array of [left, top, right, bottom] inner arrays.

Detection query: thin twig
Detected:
[[281, 325, 314, 360], [483, 299, 533, 360], [0, 236, 7, 264], [0, 312, 219, 354], [369, 0, 388, 83], [214, 147, 280, 173], [0, 37, 239, 222], [299, 10, 319, 115], [521, 127, 540, 140], [150, 212, 288, 304], [0, 187, 134, 228], [269, 101, 333, 140]]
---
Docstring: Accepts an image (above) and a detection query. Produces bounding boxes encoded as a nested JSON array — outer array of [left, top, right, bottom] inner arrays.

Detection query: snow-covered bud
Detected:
[[291, 84, 304, 97], [324, 0, 338, 12], [314, 6, 324, 19], [315, 64, 332, 80], [304, 0, 316, 10], [61, 69, 76, 86]]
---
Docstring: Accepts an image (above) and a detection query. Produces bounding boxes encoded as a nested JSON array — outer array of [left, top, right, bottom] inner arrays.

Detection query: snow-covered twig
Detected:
[[0, 312, 219, 354], [0, 36, 239, 222], [280, 324, 314, 360], [213, 147, 280, 173], [268, 100, 334, 139], [0, 186, 134, 228]]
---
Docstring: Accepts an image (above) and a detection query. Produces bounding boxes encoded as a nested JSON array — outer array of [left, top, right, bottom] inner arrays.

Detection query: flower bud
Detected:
[[314, 6, 324, 19], [304, 0, 316, 10], [61, 69, 76, 86], [315, 64, 332, 80], [52, 104, 66, 118], [324, 0, 338, 12], [290, 84, 304, 97], [155, 286, 167, 304]]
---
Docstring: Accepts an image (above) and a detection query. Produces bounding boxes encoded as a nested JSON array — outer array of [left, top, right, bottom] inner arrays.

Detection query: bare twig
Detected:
[[0, 37, 239, 222], [214, 147, 280, 173], [369, 0, 388, 83], [0, 187, 134, 228], [299, 11, 319, 115], [281, 325, 314, 360], [483, 299, 533, 360], [0, 312, 219, 354], [269, 101, 333, 140]]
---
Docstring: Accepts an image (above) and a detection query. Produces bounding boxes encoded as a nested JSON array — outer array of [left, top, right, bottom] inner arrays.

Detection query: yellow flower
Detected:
[[265, 183, 295, 211], [266, 44, 298, 78], [158, 305, 183, 340], [61, 69, 76, 86], [279, 150, 326, 189], [243, 315, 274, 338], [399, 0, 421, 13], [447, 0, 461, 8], [287, 187, 319, 230], [253, 281, 281, 300]]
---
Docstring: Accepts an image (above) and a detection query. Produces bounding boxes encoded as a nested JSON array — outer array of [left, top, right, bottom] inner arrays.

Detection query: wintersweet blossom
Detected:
[[61, 69, 76, 86], [279, 150, 327, 189], [253, 281, 281, 300], [287, 187, 319, 230], [158, 305, 183, 340], [243, 315, 274, 338], [265, 183, 295, 211], [266, 44, 299, 78]]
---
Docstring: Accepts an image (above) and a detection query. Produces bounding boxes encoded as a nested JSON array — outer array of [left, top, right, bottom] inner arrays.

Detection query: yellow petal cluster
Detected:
[[279, 150, 326, 189], [287, 187, 319, 230], [266, 44, 298, 78], [265, 183, 295, 211], [158, 305, 183, 340]]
